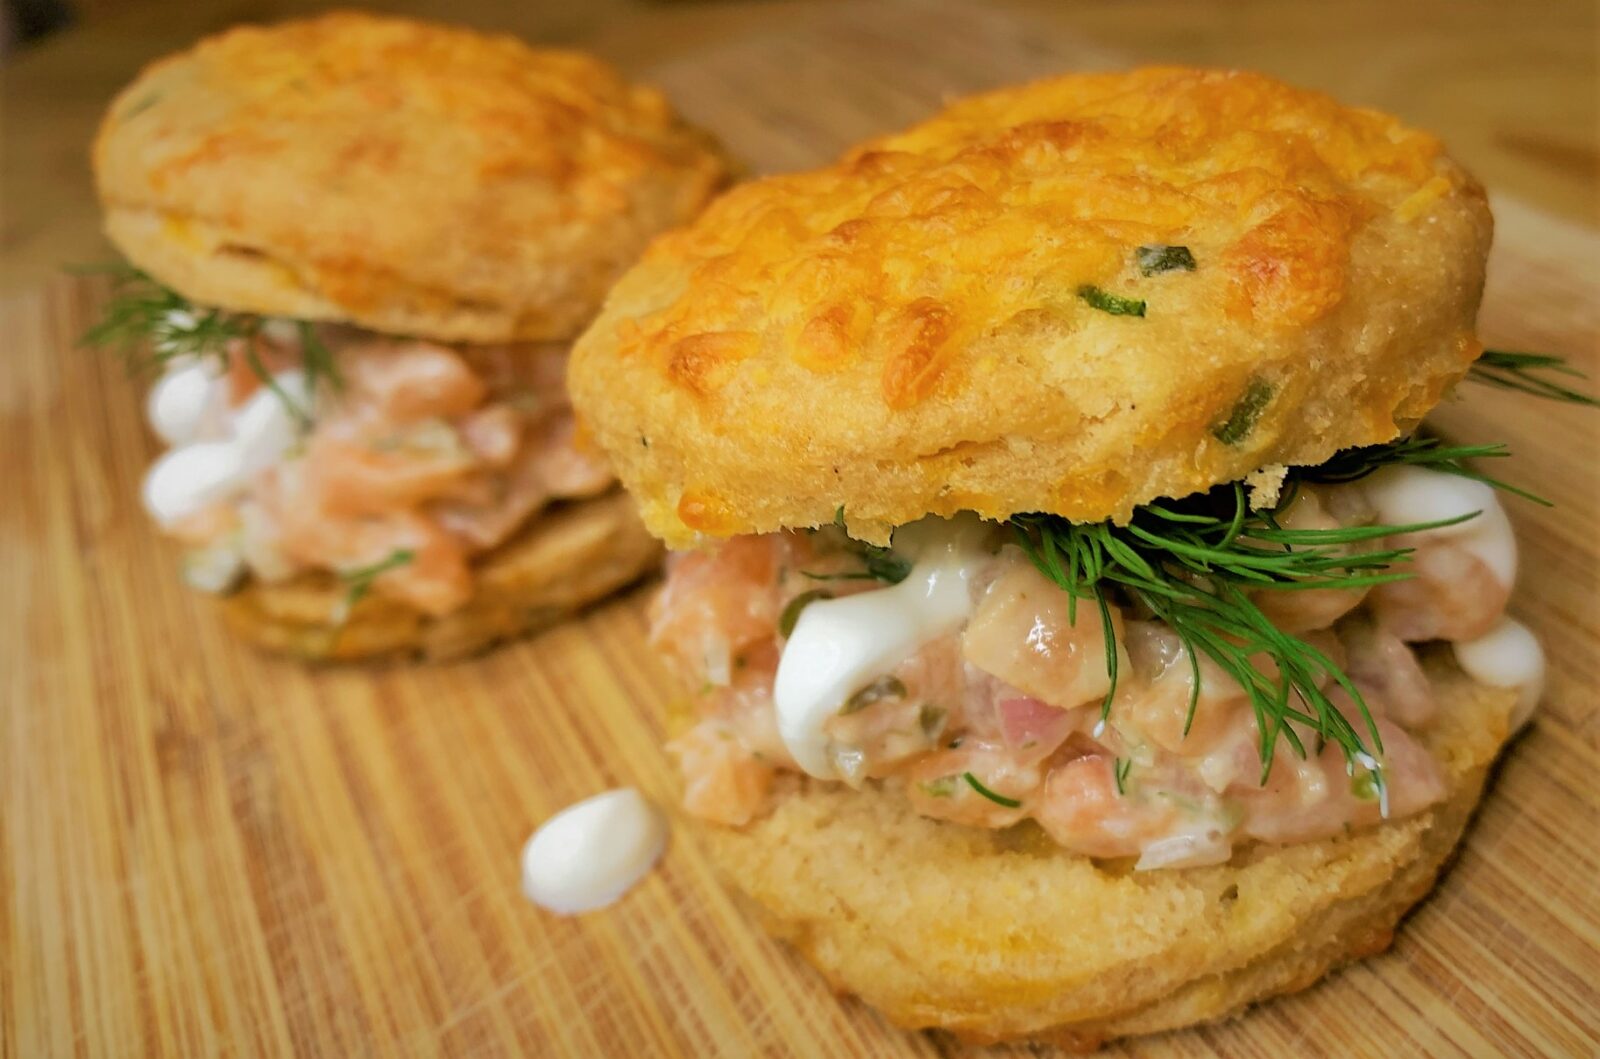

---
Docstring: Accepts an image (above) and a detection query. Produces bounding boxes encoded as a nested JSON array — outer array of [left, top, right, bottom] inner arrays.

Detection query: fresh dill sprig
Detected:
[[1469, 349, 1598, 407], [298, 320, 343, 396], [76, 262, 340, 425], [78, 262, 260, 371], [241, 341, 312, 430], [1301, 435, 1551, 506], [336, 549, 415, 619], [1009, 437, 1538, 789]]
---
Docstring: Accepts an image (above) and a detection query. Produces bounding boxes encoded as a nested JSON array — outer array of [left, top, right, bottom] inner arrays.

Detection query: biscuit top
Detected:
[[569, 67, 1492, 546], [94, 12, 733, 342]]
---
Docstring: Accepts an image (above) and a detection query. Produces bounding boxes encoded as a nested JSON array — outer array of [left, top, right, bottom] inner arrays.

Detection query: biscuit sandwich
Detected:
[[569, 68, 1563, 1044], [88, 12, 734, 660]]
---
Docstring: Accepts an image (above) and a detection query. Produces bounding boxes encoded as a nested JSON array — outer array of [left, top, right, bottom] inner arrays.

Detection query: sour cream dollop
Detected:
[[1363, 464, 1517, 587], [140, 364, 308, 529], [773, 515, 992, 779], [146, 358, 221, 445], [142, 441, 247, 525], [520, 789, 667, 915], [232, 370, 308, 472], [1453, 617, 1546, 730]]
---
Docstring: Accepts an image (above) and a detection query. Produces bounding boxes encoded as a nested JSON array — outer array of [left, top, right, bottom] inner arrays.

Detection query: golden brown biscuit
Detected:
[[219, 491, 662, 661], [569, 67, 1492, 547], [95, 12, 733, 343], [694, 656, 1514, 1047]]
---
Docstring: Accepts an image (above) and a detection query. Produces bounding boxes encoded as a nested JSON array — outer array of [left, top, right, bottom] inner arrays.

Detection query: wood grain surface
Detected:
[[4, 3, 1598, 1056]]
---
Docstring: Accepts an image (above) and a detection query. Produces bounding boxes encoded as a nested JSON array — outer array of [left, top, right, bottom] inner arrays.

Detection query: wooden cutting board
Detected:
[[4, 4, 1597, 1056]]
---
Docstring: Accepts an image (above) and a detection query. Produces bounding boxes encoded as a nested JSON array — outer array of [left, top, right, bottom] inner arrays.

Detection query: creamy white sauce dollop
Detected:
[[232, 370, 308, 472], [143, 441, 247, 525], [773, 515, 992, 780], [140, 360, 308, 535], [1453, 617, 1546, 730], [1365, 463, 1542, 726], [1362, 464, 1517, 588], [146, 358, 221, 445], [520, 789, 667, 915]]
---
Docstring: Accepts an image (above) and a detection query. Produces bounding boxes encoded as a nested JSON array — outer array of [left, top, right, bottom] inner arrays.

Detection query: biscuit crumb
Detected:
[[1245, 464, 1289, 509]]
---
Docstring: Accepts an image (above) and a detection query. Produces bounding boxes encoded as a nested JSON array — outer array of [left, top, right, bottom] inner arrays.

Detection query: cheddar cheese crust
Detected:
[[570, 67, 1491, 546], [95, 12, 734, 342]]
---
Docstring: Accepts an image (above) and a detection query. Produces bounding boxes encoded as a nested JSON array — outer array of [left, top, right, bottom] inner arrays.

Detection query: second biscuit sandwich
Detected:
[[570, 67, 1549, 1044], [90, 12, 733, 659]]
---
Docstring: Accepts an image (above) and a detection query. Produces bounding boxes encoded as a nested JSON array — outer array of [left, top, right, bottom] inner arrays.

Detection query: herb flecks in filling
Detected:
[[656, 431, 1541, 863], [841, 674, 907, 715], [337, 549, 415, 619], [1351, 765, 1380, 802], [779, 589, 832, 638], [963, 773, 1022, 808], [802, 506, 913, 584]]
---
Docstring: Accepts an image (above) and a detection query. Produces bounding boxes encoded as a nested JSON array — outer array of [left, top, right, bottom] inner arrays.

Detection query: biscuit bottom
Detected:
[[694, 657, 1516, 1048], [219, 491, 662, 661]]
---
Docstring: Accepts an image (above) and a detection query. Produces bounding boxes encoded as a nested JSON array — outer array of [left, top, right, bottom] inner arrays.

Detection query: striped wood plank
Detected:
[[4, 3, 1597, 1056]]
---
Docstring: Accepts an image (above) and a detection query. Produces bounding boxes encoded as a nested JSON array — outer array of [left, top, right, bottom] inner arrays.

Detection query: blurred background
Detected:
[[2, 0, 1596, 296]]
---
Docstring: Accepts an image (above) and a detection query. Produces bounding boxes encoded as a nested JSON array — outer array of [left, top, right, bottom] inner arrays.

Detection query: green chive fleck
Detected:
[[1136, 244, 1196, 275], [1078, 285, 1147, 317], [920, 776, 958, 798], [1212, 379, 1275, 445]]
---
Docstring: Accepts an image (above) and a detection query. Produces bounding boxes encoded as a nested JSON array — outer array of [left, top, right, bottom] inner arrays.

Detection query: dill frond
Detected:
[[1009, 436, 1540, 796], [78, 263, 259, 372], [76, 263, 340, 425], [1469, 349, 1598, 407]]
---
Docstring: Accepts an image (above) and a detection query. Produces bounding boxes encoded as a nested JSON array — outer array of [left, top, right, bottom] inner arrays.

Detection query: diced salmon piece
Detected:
[[1033, 754, 1177, 858], [339, 341, 486, 421], [1368, 536, 1511, 642], [670, 724, 775, 826], [651, 536, 786, 685], [304, 434, 478, 514], [962, 561, 1123, 710]]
